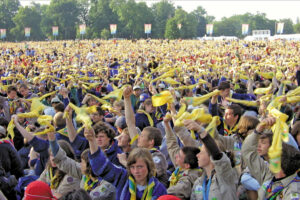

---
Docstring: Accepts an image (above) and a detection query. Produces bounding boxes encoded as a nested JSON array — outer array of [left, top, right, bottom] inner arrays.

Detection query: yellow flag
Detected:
[[183, 90, 220, 106], [152, 91, 174, 107]]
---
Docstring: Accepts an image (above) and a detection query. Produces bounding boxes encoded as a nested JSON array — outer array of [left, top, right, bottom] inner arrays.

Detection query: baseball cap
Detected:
[[158, 83, 165, 89], [51, 97, 61, 104], [133, 85, 141, 90]]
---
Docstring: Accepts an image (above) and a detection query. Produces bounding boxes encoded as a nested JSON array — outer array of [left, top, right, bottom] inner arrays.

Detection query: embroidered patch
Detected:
[[67, 177, 73, 183], [100, 186, 107, 193], [194, 185, 203, 194], [92, 192, 100, 197], [291, 193, 299, 200], [153, 156, 160, 164]]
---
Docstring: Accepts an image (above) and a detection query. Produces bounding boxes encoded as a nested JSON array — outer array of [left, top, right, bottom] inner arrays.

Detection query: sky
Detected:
[[20, 0, 300, 23]]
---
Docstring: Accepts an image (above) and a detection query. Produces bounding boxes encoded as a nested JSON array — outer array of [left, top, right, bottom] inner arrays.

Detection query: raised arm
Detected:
[[163, 114, 180, 167], [123, 86, 139, 142], [12, 115, 34, 142], [65, 105, 77, 143]]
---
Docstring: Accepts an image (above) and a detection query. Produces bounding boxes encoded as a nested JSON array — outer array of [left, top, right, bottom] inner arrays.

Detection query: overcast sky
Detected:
[[20, 0, 300, 23]]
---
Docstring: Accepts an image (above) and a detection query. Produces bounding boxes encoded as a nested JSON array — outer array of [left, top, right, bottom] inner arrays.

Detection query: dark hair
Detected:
[[291, 121, 300, 143], [19, 83, 29, 90], [7, 86, 17, 94], [96, 106, 105, 116], [281, 143, 300, 177], [59, 189, 92, 200], [54, 102, 65, 112], [259, 130, 273, 145], [181, 146, 200, 169], [218, 81, 230, 90], [0, 117, 9, 128], [227, 104, 243, 118], [81, 149, 96, 178], [143, 127, 162, 147], [47, 140, 75, 189], [93, 121, 115, 143]]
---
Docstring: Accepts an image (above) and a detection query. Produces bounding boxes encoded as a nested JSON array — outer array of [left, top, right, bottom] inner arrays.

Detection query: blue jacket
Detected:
[[73, 136, 123, 167], [89, 147, 167, 200], [135, 112, 158, 131], [28, 136, 49, 176]]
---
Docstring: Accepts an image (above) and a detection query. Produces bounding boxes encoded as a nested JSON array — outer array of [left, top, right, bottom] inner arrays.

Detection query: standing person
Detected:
[[0, 86, 21, 121], [164, 115, 201, 200], [183, 120, 238, 200], [85, 126, 167, 200], [242, 117, 300, 200]]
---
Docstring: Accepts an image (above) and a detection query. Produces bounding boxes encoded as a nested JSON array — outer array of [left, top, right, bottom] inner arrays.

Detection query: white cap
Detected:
[[133, 85, 141, 90]]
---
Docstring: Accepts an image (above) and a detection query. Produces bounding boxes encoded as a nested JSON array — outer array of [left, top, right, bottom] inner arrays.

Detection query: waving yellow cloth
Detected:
[[68, 103, 97, 128], [205, 116, 221, 138], [267, 107, 289, 173], [183, 90, 220, 106], [254, 84, 272, 95], [225, 97, 258, 107], [151, 91, 174, 108]]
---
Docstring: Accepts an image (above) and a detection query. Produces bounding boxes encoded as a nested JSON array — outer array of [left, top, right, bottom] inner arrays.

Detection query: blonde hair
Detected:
[[237, 115, 260, 138], [127, 148, 156, 179]]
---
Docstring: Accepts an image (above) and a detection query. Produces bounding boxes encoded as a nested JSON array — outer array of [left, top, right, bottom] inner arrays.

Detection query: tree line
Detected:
[[0, 0, 300, 41]]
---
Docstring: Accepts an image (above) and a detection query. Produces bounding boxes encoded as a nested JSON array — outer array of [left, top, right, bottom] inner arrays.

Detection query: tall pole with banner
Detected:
[[206, 24, 213, 36], [52, 26, 58, 40], [0, 29, 6, 41], [79, 24, 86, 40], [144, 24, 151, 38], [110, 24, 117, 38], [25, 27, 31, 40], [242, 24, 249, 36]]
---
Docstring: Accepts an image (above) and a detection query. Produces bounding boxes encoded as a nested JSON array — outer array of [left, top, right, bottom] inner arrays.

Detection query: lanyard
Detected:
[[203, 175, 213, 200]]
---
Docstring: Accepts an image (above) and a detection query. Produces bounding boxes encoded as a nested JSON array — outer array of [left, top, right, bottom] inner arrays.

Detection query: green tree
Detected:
[[10, 6, 44, 41], [164, 17, 179, 39], [0, 0, 20, 40], [191, 6, 208, 37], [100, 28, 110, 39], [41, 0, 80, 40], [151, 0, 175, 38], [278, 19, 294, 34], [88, 0, 119, 39], [294, 23, 300, 33], [172, 8, 197, 39], [112, 0, 154, 38]]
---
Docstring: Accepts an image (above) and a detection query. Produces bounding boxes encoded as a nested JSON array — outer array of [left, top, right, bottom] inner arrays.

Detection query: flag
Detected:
[[110, 24, 117, 34], [79, 24, 86, 35], [177, 24, 182, 30], [242, 24, 249, 35], [52, 26, 58, 36], [144, 24, 152, 34], [25, 27, 31, 37], [277, 22, 284, 34], [206, 24, 213, 35], [0, 29, 6, 39]]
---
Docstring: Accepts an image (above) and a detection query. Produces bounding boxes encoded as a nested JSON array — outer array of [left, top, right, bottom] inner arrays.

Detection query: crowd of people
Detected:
[[0, 39, 300, 200]]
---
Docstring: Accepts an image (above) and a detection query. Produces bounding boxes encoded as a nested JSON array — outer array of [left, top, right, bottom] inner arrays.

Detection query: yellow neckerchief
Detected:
[[137, 109, 154, 127], [49, 167, 60, 189], [83, 175, 99, 192], [129, 176, 155, 200], [169, 167, 183, 187], [7, 99, 17, 115], [223, 122, 238, 136], [57, 126, 84, 137]]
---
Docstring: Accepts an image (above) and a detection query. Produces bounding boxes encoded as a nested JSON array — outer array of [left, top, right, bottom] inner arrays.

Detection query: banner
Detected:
[[144, 24, 151, 34], [52, 26, 58, 36], [177, 24, 182, 30], [242, 24, 249, 35], [110, 24, 117, 34], [25, 27, 31, 37], [0, 29, 6, 39], [79, 24, 86, 35], [206, 24, 213, 35], [277, 22, 284, 34]]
